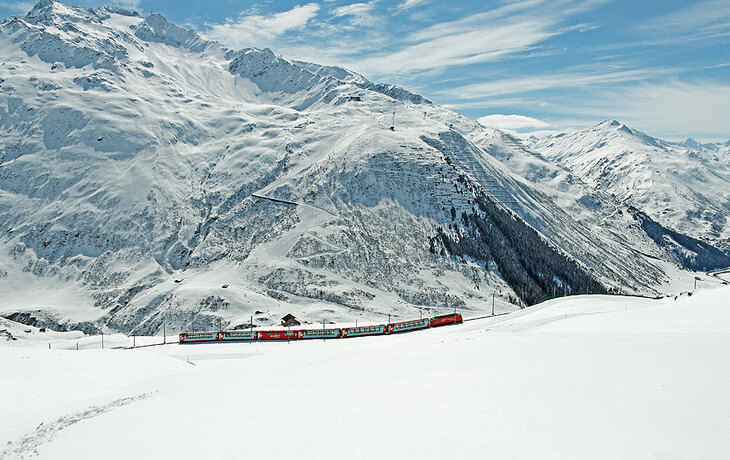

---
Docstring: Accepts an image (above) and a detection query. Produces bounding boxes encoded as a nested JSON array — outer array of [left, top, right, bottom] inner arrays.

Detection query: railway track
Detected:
[[113, 313, 507, 349]]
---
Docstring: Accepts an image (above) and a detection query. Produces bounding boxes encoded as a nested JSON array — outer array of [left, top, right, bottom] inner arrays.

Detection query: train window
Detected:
[[306, 330, 335, 336], [227, 332, 253, 338], [355, 326, 381, 333], [395, 320, 425, 329], [187, 333, 214, 339]]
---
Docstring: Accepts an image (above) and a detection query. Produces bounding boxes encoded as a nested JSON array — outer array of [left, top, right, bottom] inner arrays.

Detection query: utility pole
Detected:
[[250, 315, 253, 331], [163, 323, 166, 345], [133, 334, 136, 348], [101, 332, 104, 349], [492, 293, 495, 316]]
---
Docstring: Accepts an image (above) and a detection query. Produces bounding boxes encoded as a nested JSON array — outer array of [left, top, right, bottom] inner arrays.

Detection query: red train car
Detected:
[[257, 330, 301, 340], [430, 313, 463, 327]]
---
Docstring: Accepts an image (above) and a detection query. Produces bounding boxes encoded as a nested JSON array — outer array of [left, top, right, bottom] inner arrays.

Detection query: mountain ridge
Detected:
[[530, 119, 730, 252], [0, 1, 722, 334]]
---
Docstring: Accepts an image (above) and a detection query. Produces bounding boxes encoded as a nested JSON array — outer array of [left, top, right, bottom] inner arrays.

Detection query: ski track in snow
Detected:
[[2, 393, 152, 459]]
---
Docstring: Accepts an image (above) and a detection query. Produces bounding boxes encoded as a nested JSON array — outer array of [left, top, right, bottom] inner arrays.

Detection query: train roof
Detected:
[[432, 313, 462, 319]]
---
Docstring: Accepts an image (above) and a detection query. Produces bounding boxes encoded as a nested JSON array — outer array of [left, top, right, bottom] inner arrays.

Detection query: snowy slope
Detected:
[[531, 121, 730, 252], [0, 1, 708, 334], [464, 127, 690, 281], [2, 286, 729, 459]]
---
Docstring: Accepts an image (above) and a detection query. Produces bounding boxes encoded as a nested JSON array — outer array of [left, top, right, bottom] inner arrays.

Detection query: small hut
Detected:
[[281, 314, 301, 327]]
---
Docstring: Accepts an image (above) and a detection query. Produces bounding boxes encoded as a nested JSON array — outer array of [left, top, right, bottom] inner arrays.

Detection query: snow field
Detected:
[[2, 287, 729, 459]]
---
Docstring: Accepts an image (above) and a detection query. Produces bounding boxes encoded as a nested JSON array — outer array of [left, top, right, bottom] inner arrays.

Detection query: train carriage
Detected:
[[300, 328, 342, 339], [257, 330, 300, 340], [220, 330, 257, 342], [388, 318, 430, 334], [341, 324, 387, 338], [179, 332, 219, 343], [430, 313, 463, 327], [179, 312, 465, 345]]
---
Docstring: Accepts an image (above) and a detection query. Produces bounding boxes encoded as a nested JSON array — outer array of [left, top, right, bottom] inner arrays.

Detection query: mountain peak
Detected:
[[597, 119, 621, 128], [24, 0, 102, 26], [25, 0, 60, 20], [595, 119, 635, 134], [134, 12, 213, 54], [31, 0, 55, 9]]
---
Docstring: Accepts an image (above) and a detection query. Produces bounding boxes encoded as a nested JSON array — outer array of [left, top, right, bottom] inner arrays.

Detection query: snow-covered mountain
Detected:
[[0, 1, 719, 334], [531, 121, 730, 252]]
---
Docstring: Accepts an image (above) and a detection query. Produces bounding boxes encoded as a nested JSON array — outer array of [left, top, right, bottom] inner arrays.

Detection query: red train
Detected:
[[179, 312, 463, 344]]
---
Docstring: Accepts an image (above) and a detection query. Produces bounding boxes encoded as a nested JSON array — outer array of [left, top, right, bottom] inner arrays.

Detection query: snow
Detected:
[[531, 121, 730, 251], [2, 286, 729, 459], [1, 4, 727, 455], [0, 1, 725, 336], [0, 2, 525, 331]]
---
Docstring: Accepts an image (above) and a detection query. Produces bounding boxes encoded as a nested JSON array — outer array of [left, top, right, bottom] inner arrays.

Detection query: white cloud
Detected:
[[0, 1, 34, 12], [331, 2, 374, 18], [405, 0, 541, 42], [202, 3, 321, 50], [479, 80, 730, 141], [644, 0, 730, 41], [111, 0, 141, 8], [477, 114, 550, 130], [397, 0, 431, 11], [197, 0, 608, 78], [436, 67, 664, 100], [342, 0, 608, 76], [604, 81, 730, 140], [330, 2, 377, 27], [352, 18, 558, 74]]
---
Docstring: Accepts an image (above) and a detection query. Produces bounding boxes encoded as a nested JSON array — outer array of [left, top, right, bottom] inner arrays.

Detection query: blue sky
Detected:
[[2, 0, 729, 141]]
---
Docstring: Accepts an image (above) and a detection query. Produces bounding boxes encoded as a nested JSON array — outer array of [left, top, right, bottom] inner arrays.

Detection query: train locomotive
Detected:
[[179, 312, 463, 344]]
